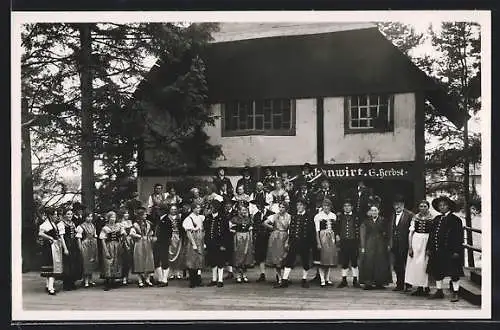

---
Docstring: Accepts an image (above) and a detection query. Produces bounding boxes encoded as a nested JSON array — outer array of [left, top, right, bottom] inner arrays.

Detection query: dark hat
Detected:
[[250, 199, 269, 207], [135, 205, 147, 212], [432, 195, 457, 212], [322, 198, 333, 207], [301, 162, 313, 171], [343, 198, 354, 206], [72, 202, 84, 210], [393, 194, 405, 204], [367, 195, 382, 208], [223, 197, 235, 205], [241, 166, 251, 174], [209, 199, 222, 210]]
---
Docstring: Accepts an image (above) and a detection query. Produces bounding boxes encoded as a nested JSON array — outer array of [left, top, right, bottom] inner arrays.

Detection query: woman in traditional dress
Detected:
[[117, 207, 134, 285], [405, 200, 433, 296], [264, 201, 291, 288], [189, 187, 205, 209], [129, 206, 156, 288], [183, 203, 205, 288], [166, 204, 186, 280], [38, 207, 67, 295], [313, 198, 338, 287], [269, 179, 290, 214], [229, 204, 254, 283], [76, 211, 99, 288], [165, 185, 183, 209], [359, 205, 392, 290], [233, 185, 251, 206], [58, 208, 83, 291], [100, 210, 126, 291]]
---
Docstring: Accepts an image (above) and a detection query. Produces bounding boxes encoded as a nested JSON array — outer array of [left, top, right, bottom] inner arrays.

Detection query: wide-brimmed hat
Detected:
[[432, 195, 457, 212], [250, 199, 269, 207], [295, 197, 308, 206], [342, 198, 354, 206], [223, 197, 235, 205], [209, 199, 222, 210]]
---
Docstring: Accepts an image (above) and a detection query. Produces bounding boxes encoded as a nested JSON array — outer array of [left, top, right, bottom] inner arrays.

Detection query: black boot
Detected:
[[337, 277, 348, 288], [280, 279, 289, 288], [188, 270, 196, 288], [411, 287, 424, 296], [301, 279, 309, 288], [103, 279, 111, 291], [196, 273, 203, 286], [429, 289, 444, 299], [353, 277, 361, 288], [450, 291, 459, 302], [256, 273, 266, 283]]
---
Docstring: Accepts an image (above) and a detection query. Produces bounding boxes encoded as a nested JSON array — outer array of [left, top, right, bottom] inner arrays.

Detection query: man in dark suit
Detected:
[[236, 166, 256, 195], [389, 194, 414, 292], [349, 181, 371, 217]]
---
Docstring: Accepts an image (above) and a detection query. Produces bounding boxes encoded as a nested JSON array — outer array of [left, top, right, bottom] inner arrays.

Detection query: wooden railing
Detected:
[[463, 226, 481, 267]]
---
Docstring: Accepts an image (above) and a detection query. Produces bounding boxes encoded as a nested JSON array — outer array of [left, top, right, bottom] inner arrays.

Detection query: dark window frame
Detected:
[[221, 99, 297, 137], [343, 94, 395, 134]]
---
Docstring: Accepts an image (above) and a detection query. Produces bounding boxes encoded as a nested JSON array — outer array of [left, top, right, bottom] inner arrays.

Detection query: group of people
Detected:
[[37, 163, 465, 303]]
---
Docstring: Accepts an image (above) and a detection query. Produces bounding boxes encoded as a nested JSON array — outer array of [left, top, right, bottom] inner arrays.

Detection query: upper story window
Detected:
[[344, 94, 394, 134], [222, 99, 296, 136]]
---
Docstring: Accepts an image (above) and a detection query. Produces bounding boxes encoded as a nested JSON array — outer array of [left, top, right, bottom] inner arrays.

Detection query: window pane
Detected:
[[366, 119, 372, 128], [351, 120, 359, 128], [239, 117, 247, 129], [282, 121, 290, 129], [359, 119, 368, 127], [264, 108, 271, 122], [264, 121, 272, 129], [231, 116, 238, 130], [283, 108, 291, 122], [379, 104, 388, 118], [360, 107, 368, 118], [379, 94, 389, 105], [273, 116, 282, 129], [359, 95, 367, 106], [247, 113, 254, 130], [351, 96, 359, 106], [370, 106, 378, 118], [281, 99, 291, 111], [351, 108, 359, 119], [255, 100, 264, 115], [255, 116, 264, 130]]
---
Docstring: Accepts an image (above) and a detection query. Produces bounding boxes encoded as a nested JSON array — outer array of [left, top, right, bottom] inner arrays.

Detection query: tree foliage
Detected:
[[21, 22, 221, 212], [378, 22, 481, 195]]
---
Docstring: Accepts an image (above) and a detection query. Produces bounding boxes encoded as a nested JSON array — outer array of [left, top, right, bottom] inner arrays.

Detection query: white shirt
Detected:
[[314, 211, 337, 232], [395, 211, 403, 226], [183, 213, 205, 231]]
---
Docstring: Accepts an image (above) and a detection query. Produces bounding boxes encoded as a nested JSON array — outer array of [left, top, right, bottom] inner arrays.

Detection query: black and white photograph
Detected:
[[11, 10, 491, 320]]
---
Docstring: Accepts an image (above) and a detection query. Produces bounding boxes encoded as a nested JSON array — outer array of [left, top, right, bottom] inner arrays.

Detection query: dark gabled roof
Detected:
[[204, 26, 465, 128]]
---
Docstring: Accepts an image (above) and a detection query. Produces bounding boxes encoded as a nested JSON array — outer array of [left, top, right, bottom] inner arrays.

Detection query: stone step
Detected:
[[458, 278, 481, 306]]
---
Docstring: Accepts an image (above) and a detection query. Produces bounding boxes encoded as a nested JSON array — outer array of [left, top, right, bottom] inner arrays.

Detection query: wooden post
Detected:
[[463, 94, 474, 267], [79, 24, 95, 212]]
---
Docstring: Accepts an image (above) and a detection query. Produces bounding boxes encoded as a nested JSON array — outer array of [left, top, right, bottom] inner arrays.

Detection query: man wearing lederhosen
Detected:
[[280, 198, 316, 288], [336, 198, 361, 288]]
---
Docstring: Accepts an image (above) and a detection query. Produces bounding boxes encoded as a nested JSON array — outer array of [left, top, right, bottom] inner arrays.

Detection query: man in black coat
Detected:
[[427, 196, 464, 302], [348, 181, 371, 217], [336, 198, 361, 288], [213, 167, 234, 198], [155, 204, 175, 287], [236, 166, 256, 195], [314, 177, 339, 213], [281, 198, 316, 288], [204, 200, 231, 287], [389, 194, 414, 292]]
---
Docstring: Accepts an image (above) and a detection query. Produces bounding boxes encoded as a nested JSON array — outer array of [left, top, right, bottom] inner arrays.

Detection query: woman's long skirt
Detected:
[[122, 237, 134, 277], [63, 238, 83, 282], [168, 232, 185, 270], [359, 235, 392, 285], [81, 238, 99, 275], [265, 230, 289, 267], [185, 230, 205, 269], [40, 241, 63, 278], [318, 229, 338, 267], [102, 240, 123, 279], [233, 232, 254, 268], [133, 238, 154, 274], [405, 233, 429, 287]]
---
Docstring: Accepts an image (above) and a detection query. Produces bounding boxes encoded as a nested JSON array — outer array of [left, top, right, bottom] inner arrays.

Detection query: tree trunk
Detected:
[[79, 24, 95, 212], [21, 98, 35, 272]]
